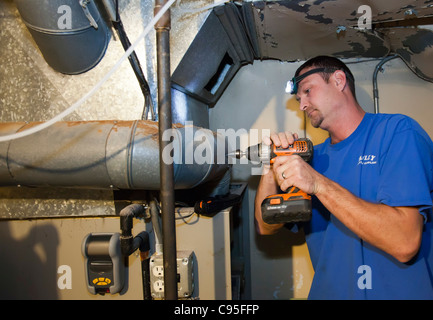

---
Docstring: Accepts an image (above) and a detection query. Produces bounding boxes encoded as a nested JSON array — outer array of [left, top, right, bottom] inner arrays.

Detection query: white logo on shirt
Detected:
[[357, 154, 377, 165]]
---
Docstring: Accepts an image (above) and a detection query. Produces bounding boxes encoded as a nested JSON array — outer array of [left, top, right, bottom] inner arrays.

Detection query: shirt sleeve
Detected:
[[377, 123, 433, 222]]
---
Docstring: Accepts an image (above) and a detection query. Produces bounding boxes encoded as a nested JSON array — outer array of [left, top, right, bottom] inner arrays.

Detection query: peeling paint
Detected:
[[243, 1, 432, 81], [383, 27, 433, 81], [278, 1, 311, 14], [306, 13, 333, 24], [402, 29, 433, 53]]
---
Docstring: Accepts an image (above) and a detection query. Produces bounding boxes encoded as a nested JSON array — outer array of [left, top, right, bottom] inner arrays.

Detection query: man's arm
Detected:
[[254, 132, 299, 235], [316, 175, 423, 263], [254, 166, 284, 235], [273, 155, 424, 263]]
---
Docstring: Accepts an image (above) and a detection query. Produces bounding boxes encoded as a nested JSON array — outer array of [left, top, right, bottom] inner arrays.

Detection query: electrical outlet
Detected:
[[149, 251, 194, 299], [153, 280, 164, 293], [152, 266, 164, 277], [149, 253, 165, 299]]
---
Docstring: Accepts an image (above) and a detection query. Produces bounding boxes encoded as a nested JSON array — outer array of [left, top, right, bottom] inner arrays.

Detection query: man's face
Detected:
[[295, 68, 335, 129]]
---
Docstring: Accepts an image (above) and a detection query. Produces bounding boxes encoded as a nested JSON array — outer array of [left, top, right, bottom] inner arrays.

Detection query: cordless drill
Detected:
[[234, 138, 313, 224]]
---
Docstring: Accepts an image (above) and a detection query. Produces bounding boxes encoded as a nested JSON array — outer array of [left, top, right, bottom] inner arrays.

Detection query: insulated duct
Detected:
[[0, 120, 231, 190]]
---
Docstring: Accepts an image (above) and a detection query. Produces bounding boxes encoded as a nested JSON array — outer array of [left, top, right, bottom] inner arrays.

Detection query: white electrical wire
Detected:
[[176, 0, 229, 14], [0, 0, 177, 143]]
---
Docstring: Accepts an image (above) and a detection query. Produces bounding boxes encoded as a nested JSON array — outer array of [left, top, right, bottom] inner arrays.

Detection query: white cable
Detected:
[[177, 0, 228, 14], [0, 0, 177, 143]]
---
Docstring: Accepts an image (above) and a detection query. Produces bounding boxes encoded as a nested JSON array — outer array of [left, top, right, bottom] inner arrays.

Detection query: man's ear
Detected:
[[333, 70, 347, 92]]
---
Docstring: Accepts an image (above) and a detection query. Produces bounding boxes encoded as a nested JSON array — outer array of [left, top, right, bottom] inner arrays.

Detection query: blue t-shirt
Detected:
[[305, 112, 433, 299]]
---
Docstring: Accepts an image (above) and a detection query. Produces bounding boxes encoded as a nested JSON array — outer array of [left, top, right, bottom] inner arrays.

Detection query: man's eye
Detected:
[[305, 88, 310, 94]]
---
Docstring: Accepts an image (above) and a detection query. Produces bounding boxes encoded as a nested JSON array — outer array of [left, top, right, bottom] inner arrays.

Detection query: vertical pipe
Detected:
[[373, 55, 398, 114], [141, 253, 152, 300], [155, 0, 177, 300]]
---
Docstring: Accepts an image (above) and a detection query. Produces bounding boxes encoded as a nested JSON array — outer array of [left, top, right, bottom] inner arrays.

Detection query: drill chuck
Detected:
[[232, 143, 271, 163], [235, 138, 313, 164], [246, 143, 271, 163]]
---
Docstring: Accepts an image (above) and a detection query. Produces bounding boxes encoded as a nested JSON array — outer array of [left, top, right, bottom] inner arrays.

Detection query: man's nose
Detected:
[[299, 98, 307, 111]]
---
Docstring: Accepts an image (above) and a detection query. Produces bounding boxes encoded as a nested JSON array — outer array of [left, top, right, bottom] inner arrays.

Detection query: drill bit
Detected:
[[227, 150, 245, 159], [227, 144, 262, 162]]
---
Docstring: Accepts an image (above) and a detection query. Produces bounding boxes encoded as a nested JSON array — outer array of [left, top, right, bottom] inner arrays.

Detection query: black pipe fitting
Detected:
[[119, 203, 146, 256], [135, 231, 150, 253], [118, 204, 152, 300]]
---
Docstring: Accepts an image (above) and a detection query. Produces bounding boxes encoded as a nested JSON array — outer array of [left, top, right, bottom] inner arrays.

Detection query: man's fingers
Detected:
[[262, 135, 272, 146]]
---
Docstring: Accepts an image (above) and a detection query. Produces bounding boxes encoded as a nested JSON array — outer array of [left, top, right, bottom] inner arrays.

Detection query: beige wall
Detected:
[[0, 209, 232, 300], [210, 57, 433, 299], [0, 217, 146, 300]]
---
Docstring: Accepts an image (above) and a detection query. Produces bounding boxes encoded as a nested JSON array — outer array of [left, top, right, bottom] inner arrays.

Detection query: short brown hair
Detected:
[[295, 56, 356, 99]]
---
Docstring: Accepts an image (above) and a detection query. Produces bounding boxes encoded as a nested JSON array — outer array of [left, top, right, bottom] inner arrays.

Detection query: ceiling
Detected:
[[171, 0, 433, 109], [12, 0, 433, 116], [242, 0, 433, 81]]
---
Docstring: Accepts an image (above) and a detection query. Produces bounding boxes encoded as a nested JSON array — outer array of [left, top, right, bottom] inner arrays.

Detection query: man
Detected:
[[255, 56, 433, 299]]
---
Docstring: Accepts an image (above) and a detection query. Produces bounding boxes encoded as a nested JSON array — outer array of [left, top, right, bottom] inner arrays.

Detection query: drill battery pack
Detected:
[[261, 187, 312, 224]]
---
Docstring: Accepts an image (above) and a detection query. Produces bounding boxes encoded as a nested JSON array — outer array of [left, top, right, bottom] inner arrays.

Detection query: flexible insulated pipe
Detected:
[[0, 120, 231, 189]]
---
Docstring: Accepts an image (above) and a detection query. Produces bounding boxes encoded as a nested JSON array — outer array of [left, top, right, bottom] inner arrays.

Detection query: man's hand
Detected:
[[266, 131, 320, 195], [266, 131, 299, 148], [254, 131, 300, 235], [272, 155, 321, 195]]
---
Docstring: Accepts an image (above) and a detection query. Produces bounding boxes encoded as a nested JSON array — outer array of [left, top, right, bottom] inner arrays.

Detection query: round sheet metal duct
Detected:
[[15, 0, 111, 74], [0, 120, 231, 190]]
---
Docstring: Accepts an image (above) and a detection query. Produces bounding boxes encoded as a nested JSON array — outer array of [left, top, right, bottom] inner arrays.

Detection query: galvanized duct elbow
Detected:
[[0, 120, 231, 190]]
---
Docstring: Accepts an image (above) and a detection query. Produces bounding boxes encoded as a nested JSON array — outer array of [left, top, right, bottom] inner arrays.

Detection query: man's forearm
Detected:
[[314, 173, 423, 263], [254, 170, 284, 235]]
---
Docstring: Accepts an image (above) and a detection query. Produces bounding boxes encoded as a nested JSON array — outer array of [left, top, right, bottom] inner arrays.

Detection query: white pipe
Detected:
[[177, 0, 229, 14], [0, 0, 177, 143]]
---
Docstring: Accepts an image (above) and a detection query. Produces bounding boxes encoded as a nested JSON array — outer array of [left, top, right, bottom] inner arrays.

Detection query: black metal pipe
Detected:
[[112, 18, 154, 120], [135, 231, 151, 300], [373, 55, 398, 114], [119, 204, 152, 300], [119, 203, 145, 256], [141, 256, 151, 300], [155, 0, 177, 300]]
